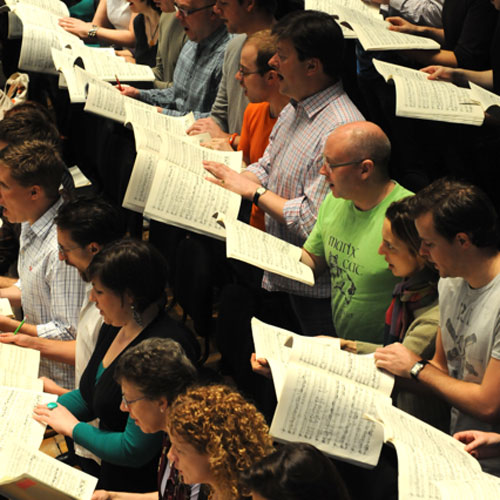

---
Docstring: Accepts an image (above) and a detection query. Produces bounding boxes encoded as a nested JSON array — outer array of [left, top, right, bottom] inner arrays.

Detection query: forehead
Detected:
[[57, 227, 77, 245], [415, 211, 438, 238], [240, 43, 258, 66], [276, 37, 297, 56], [121, 378, 142, 397]]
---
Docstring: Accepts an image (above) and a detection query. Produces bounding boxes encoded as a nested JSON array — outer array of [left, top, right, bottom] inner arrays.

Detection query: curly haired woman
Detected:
[[166, 385, 274, 500]]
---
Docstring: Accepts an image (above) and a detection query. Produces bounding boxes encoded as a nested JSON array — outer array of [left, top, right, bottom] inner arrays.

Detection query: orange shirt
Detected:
[[238, 102, 277, 231]]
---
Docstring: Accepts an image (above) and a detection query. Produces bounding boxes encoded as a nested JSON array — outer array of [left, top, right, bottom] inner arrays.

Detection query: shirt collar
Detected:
[[196, 25, 229, 54], [291, 81, 344, 119], [26, 197, 63, 239]]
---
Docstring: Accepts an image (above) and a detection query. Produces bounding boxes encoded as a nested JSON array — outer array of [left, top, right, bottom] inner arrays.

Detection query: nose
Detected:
[[120, 399, 129, 413], [167, 447, 177, 465], [235, 69, 243, 82], [319, 162, 328, 176], [378, 242, 385, 256], [268, 53, 279, 70], [419, 241, 428, 257], [89, 288, 97, 303], [213, 1, 221, 15], [58, 249, 66, 261]]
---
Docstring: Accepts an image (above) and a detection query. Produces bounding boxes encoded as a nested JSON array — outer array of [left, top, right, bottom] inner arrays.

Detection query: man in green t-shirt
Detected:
[[302, 121, 413, 345]]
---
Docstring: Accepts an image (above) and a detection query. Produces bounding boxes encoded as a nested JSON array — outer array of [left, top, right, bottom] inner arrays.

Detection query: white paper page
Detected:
[[71, 45, 154, 81], [160, 134, 243, 176], [224, 218, 315, 286], [0, 297, 13, 317], [0, 387, 57, 451], [0, 370, 43, 391], [0, 343, 40, 379], [6, 0, 68, 16], [18, 25, 62, 74], [469, 81, 500, 110], [68, 165, 92, 188], [7, 11, 23, 39], [123, 149, 159, 213], [130, 124, 164, 154], [51, 48, 87, 103], [144, 160, 241, 240], [124, 102, 195, 135], [305, 0, 382, 19], [0, 442, 97, 500], [84, 81, 126, 123], [271, 365, 388, 467], [434, 476, 500, 500], [376, 403, 482, 499], [13, 4, 66, 33], [344, 7, 440, 51], [373, 59, 484, 125], [290, 340, 394, 396]]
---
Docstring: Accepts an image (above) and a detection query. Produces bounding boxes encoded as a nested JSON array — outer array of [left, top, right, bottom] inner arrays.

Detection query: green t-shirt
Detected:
[[304, 182, 413, 344]]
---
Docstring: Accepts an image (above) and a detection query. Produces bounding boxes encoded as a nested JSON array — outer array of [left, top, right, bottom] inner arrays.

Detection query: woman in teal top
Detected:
[[34, 239, 199, 491]]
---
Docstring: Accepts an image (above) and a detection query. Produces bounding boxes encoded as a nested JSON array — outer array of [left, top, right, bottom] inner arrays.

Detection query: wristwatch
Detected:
[[410, 359, 429, 381], [253, 187, 267, 207], [88, 25, 99, 39]]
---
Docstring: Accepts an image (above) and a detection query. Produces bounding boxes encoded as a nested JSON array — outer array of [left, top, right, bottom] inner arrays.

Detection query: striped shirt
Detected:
[[17, 198, 87, 388], [247, 82, 364, 297], [138, 26, 230, 119]]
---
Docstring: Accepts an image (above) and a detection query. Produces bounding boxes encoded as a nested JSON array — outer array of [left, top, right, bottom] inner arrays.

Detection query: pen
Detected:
[[13, 316, 26, 335], [115, 74, 123, 91]]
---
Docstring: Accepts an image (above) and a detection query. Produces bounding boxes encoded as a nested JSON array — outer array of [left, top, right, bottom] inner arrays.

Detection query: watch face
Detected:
[[257, 187, 266, 195]]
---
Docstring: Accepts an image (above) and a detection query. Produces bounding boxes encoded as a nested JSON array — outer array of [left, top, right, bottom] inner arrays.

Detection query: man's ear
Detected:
[[305, 57, 320, 76], [359, 159, 374, 178], [30, 185, 41, 199], [87, 242, 102, 255], [456, 232, 471, 248]]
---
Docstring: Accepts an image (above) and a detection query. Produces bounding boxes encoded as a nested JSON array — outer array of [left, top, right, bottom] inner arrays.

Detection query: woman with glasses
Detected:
[[34, 239, 199, 493]]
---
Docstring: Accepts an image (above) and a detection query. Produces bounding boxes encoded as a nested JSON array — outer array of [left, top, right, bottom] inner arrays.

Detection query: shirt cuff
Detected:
[[37, 322, 75, 340]]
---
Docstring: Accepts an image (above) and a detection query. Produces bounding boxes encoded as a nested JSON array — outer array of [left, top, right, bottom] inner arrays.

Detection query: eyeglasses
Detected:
[[173, 2, 215, 16], [322, 156, 368, 172], [237, 66, 261, 78], [121, 394, 147, 408], [58, 243, 81, 256]]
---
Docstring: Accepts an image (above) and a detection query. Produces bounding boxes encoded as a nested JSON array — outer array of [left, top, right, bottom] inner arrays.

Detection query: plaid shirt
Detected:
[[17, 198, 86, 388], [247, 82, 364, 298], [138, 26, 230, 119]]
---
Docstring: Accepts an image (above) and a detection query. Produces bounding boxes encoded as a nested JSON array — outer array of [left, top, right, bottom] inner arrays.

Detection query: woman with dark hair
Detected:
[[240, 442, 350, 500], [34, 239, 199, 493], [116, 0, 161, 67]]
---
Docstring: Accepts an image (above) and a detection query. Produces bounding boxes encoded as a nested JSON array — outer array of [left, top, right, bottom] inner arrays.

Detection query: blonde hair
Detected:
[[166, 385, 274, 499]]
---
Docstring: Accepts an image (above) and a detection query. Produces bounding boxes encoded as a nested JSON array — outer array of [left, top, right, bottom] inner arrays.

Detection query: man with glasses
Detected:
[[301, 121, 412, 344], [187, 0, 278, 141], [0, 141, 87, 389], [203, 11, 363, 400], [119, 0, 229, 118]]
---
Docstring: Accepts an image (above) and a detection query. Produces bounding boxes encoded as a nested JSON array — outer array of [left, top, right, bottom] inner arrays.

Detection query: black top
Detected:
[[491, 12, 500, 94], [79, 310, 199, 492], [133, 13, 158, 68], [442, 0, 497, 70]]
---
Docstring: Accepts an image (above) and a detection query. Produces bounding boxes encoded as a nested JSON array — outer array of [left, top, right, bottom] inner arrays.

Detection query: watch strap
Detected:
[[410, 359, 429, 381], [253, 187, 267, 207]]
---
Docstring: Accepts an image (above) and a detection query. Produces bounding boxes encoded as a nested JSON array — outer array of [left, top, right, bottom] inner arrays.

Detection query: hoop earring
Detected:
[[131, 304, 143, 326]]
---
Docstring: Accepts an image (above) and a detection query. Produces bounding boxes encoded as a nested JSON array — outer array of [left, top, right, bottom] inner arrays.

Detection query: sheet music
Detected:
[[223, 218, 315, 286], [51, 48, 86, 102], [123, 149, 159, 213], [0, 387, 56, 451], [0, 370, 43, 392], [5, 0, 69, 16], [0, 298, 13, 318], [289, 341, 394, 395], [13, 3, 66, 33], [18, 25, 81, 74], [159, 134, 243, 176], [376, 403, 482, 499], [306, 0, 382, 19], [0, 442, 97, 500], [469, 81, 500, 111], [373, 59, 484, 125], [434, 476, 500, 500], [7, 12, 23, 39], [84, 81, 127, 122], [144, 160, 241, 240], [0, 343, 40, 379], [125, 102, 195, 135], [130, 124, 164, 154], [271, 366, 388, 467], [340, 6, 441, 51]]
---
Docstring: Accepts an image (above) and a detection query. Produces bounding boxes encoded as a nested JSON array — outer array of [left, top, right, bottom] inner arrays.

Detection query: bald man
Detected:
[[301, 121, 413, 345]]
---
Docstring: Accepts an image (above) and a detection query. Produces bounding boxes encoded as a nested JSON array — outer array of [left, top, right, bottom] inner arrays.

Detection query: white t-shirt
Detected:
[[106, 0, 131, 31], [439, 274, 500, 476]]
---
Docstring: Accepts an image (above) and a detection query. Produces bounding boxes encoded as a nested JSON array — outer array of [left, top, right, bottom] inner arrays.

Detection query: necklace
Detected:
[[148, 19, 159, 47]]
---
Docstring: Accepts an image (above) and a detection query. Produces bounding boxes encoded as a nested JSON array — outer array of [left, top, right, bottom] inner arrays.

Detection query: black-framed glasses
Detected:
[[121, 394, 146, 408], [322, 156, 368, 171], [58, 243, 81, 256], [173, 2, 215, 16], [237, 66, 261, 77]]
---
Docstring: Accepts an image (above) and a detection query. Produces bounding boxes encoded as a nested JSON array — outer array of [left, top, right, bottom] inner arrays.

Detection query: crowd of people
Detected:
[[0, 0, 500, 498]]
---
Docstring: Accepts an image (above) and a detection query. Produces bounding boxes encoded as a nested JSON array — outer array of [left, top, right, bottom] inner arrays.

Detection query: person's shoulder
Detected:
[[438, 277, 466, 297], [226, 34, 246, 53]]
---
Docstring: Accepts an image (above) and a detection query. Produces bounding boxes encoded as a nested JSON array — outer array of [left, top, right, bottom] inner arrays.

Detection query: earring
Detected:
[[160, 407, 165, 413], [131, 304, 143, 326]]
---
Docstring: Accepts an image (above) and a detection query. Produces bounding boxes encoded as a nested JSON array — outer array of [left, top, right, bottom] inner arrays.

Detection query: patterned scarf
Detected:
[[384, 267, 438, 346]]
